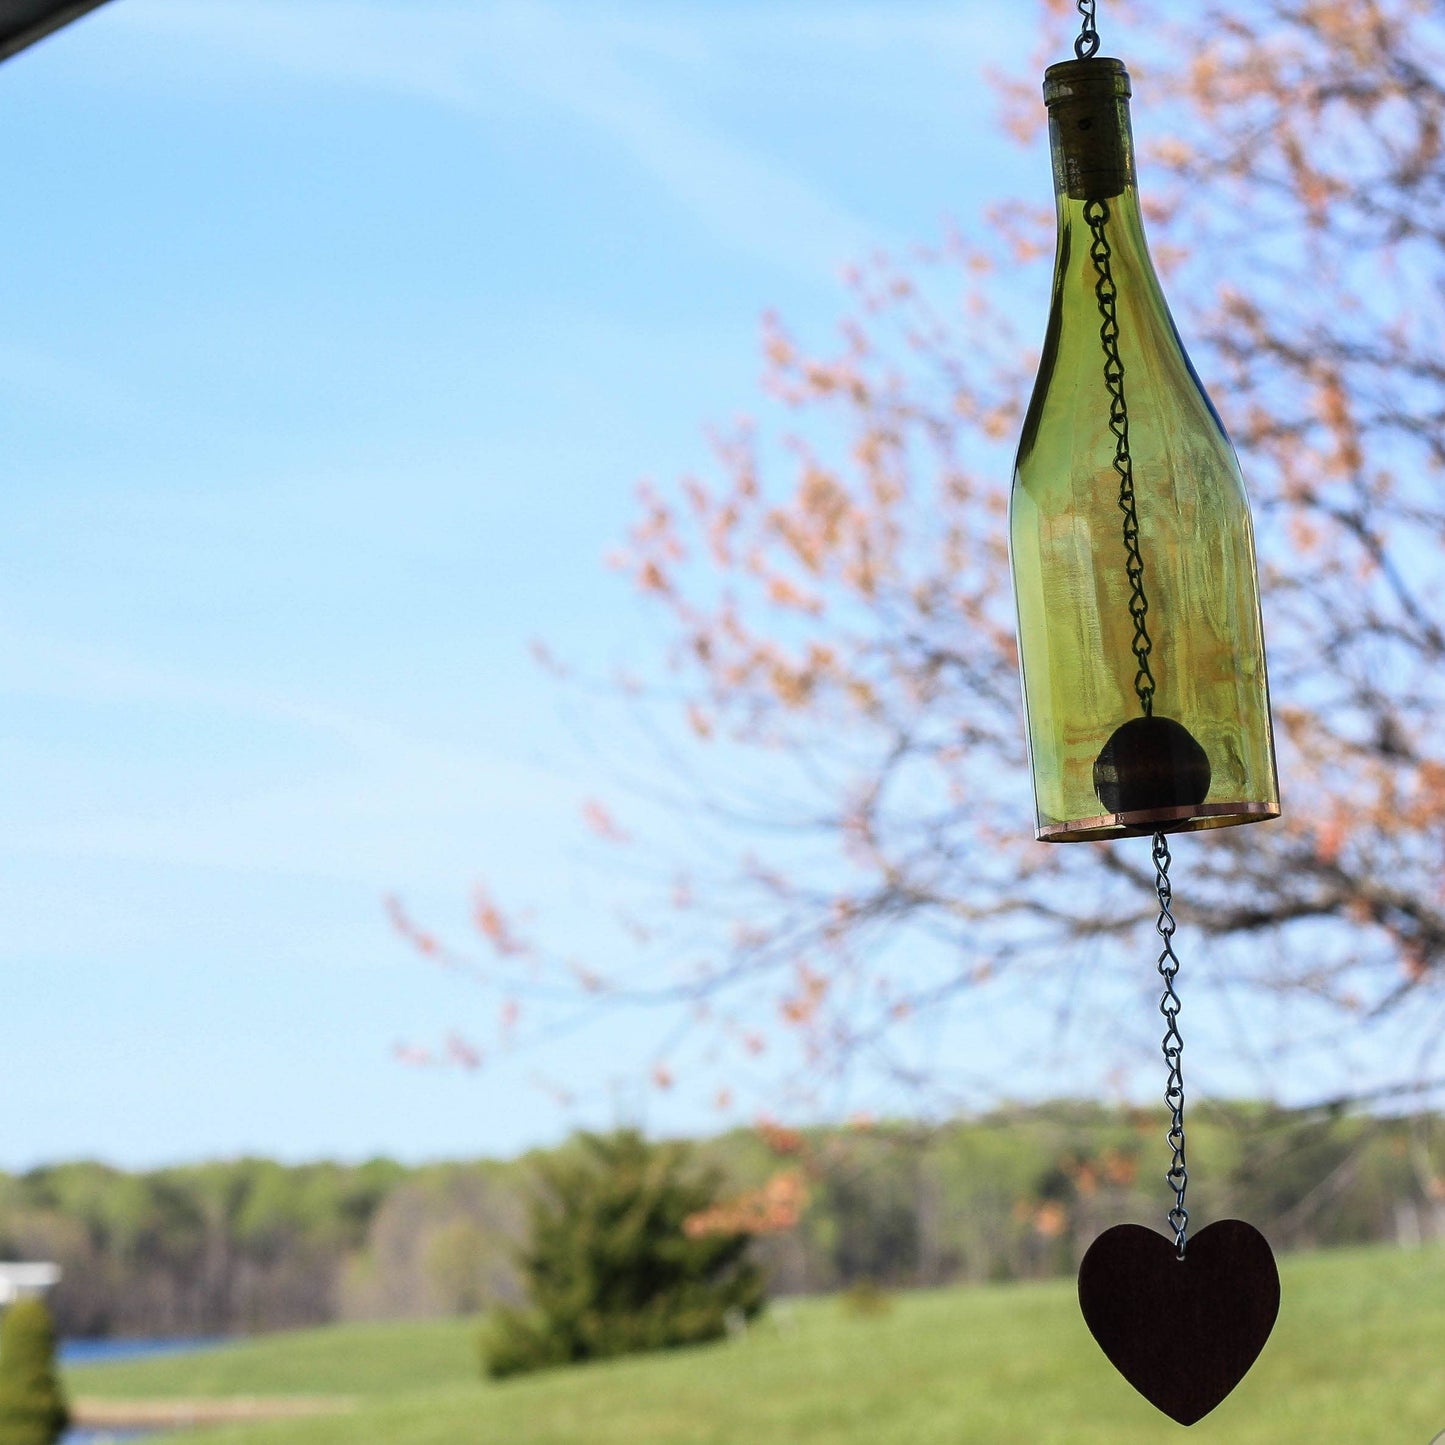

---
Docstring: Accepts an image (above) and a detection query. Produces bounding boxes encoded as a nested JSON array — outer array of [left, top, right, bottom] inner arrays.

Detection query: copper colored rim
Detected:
[[1036, 800, 1279, 844]]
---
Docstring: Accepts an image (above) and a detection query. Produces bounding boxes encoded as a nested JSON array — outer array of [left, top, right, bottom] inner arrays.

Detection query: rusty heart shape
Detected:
[[1078, 1219, 1279, 1426]]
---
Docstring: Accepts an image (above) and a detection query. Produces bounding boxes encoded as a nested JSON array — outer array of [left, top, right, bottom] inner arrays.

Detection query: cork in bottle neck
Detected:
[[1043, 57, 1136, 201]]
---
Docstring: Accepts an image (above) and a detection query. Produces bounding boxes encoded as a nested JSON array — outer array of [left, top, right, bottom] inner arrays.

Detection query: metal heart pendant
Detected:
[[1077, 1219, 1280, 1426]]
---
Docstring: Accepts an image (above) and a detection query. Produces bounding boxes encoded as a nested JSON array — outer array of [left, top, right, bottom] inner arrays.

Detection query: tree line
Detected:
[[1, 1102, 1441, 1338]]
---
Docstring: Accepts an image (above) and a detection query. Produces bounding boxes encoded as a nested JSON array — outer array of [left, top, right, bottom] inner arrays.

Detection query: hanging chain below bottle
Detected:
[[1085, 190, 1189, 1257], [1074, 0, 1100, 59], [1153, 832, 1190, 1256]]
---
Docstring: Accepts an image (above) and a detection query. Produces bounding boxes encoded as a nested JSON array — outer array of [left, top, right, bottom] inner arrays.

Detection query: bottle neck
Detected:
[[1036, 58, 1196, 423], [1046, 80, 1167, 322], [1044, 176, 1181, 419]]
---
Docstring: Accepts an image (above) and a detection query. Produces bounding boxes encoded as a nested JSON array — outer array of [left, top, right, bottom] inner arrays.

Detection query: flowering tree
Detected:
[[393, 0, 1445, 1119]]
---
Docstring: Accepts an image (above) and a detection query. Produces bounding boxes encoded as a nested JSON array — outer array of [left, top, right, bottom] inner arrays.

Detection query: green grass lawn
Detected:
[[69, 1317, 477, 1400], [66, 1242, 1445, 1443]]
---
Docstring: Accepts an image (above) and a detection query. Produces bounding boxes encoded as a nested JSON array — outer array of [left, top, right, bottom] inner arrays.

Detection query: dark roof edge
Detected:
[[0, 0, 113, 65]]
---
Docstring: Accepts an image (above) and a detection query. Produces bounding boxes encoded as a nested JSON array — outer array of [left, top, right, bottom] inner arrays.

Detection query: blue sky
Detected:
[[0, 0, 1204, 1168]]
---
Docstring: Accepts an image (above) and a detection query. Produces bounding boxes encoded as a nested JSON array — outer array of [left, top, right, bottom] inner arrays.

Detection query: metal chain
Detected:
[[1075, 0, 1100, 58], [1084, 198, 1156, 718], [1154, 832, 1190, 1255], [1085, 192, 1188, 1255]]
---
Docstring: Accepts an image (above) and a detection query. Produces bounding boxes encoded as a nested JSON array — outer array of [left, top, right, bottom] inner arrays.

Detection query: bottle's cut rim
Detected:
[[1037, 800, 1279, 843]]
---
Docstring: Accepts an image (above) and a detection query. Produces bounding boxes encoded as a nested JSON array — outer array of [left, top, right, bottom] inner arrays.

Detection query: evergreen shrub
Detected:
[[482, 1129, 764, 1378], [0, 1298, 68, 1445]]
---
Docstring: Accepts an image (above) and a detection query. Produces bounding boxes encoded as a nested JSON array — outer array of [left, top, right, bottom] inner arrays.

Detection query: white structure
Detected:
[[0, 1263, 60, 1306]]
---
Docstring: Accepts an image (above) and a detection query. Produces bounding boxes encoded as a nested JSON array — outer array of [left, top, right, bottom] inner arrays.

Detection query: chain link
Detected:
[[1074, 0, 1100, 59], [1084, 199, 1157, 717], [1154, 832, 1190, 1256]]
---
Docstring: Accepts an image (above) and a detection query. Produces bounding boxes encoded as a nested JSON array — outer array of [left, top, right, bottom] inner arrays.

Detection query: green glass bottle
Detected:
[[1010, 58, 1279, 842]]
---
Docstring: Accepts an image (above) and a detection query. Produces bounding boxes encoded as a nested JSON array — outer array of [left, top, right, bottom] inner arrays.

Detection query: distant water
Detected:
[[61, 1338, 227, 1367], [61, 1338, 230, 1444]]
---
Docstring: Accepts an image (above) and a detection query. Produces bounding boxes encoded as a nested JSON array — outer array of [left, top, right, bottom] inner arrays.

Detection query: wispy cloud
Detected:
[[107, 0, 900, 281], [2, 627, 400, 754], [0, 629, 575, 886]]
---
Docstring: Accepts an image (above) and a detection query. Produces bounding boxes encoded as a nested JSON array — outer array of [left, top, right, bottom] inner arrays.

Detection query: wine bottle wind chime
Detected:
[[1008, 0, 1282, 1428]]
